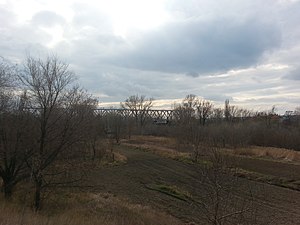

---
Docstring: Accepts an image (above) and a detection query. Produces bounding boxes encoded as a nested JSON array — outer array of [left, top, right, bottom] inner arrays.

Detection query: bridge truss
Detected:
[[94, 108, 175, 120]]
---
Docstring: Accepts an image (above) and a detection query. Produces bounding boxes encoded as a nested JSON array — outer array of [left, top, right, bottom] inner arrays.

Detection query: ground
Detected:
[[85, 137, 300, 225], [1, 136, 300, 225]]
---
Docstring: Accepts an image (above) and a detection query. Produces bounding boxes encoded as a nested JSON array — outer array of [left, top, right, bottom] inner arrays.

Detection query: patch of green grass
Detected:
[[197, 159, 213, 167], [145, 184, 192, 201], [173, 155, 194, 164]]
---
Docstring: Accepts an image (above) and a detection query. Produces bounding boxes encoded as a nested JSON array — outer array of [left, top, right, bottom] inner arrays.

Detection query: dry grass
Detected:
[[129, 143, 191, 161], [87, 193, 182, 225], [123, 135, 300, 165], [230, 146, 300, 163], [125, 135, 178, 148], [0, 145, 179, 225], [0, 192, 183, 225], [123, 136, 191, 162], [101, 151, 128, 167], [113, 151, 127, 163]]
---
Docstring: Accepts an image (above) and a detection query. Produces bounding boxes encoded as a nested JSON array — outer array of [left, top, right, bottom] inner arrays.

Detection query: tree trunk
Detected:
[[92, 140, 96, 161], [3, 179, 13, 199], [34, 179, 42, 211]]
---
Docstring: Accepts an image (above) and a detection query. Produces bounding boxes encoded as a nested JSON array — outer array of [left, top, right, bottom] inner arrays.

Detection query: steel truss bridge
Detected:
[[94, 108, 174, 120], [25, 108, 176, 120]]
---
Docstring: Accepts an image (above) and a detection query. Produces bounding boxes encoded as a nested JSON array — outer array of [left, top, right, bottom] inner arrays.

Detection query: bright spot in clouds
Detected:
[[8, 0, 170, 37], [42, 25, 64, 48], [102, 0, 170, 37]]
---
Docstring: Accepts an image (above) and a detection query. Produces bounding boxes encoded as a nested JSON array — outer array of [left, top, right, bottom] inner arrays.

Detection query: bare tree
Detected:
[[121, 95, 153, 133], [182, 94, 197, 109], [224, 100, 245, 123], [294, 107, 300, 127], [295, 107, 300, 115], [175, 95, 213, 126], [19, 55, 96, 210], [0, 57, 15, 89], [173, 94, 207, 156], [173, 104, 193, 127], [104, 112, 124, 144], [195, 98, 213, 126], [0, 57, 16, 112], [188, 123, 206, 162], [224, 99, 231, 122], [173, 94, 197, 125], [211, 108, 224, 123], [0, 58, 33, 199], [0, 92, 34, 199], [192, 148, 256, 225], [85, 114, 105, 161], [265, 105, 277, 127]]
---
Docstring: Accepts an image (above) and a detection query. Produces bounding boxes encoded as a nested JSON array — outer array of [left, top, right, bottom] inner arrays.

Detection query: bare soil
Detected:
[[234, 156, 300, 180], [85, 144, 300, 225]]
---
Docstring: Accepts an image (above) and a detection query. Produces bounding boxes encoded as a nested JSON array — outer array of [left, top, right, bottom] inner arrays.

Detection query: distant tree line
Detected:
[[117, 93, 300, 157]]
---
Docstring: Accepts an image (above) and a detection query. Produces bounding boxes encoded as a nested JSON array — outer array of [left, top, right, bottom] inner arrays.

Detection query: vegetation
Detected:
[[1, 55, 300, 224], [0, 192, 181, 225]]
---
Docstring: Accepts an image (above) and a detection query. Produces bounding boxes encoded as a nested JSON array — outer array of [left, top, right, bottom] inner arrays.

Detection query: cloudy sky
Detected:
[[0, 0, 299, 112]]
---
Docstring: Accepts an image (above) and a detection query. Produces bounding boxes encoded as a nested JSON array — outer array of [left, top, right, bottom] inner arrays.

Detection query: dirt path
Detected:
[[87, 145, 300, 225]]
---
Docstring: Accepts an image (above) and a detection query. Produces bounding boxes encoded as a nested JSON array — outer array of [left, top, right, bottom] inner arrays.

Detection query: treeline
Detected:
[[168, 95, 299, 152], [112, 94, 300, 155], [168, 95, 300, 161]]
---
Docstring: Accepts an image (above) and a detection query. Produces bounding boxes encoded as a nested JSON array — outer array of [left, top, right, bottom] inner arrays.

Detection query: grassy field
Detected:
[[1, 135, 300, 225]]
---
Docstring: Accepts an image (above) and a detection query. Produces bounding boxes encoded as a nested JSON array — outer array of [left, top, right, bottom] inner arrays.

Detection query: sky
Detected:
[[0, 0, 299, 113]]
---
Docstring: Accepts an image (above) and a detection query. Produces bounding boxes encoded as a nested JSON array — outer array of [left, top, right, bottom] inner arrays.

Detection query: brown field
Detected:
[[229, 146, 300, 163], [1, 135, 300, 225], [0, 193, 181, 225]]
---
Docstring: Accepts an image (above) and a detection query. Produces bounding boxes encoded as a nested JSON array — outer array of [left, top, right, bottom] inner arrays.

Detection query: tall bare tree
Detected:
[[224, 99, 231, 122], [173, 94, 197, 125], [224, 99, 244, 123], [19, 55, 96, 210], [211, 108, 224, 122], [173, 94, 205, 155], [195, 98, 213, 126], [121, 95, 153, 132]]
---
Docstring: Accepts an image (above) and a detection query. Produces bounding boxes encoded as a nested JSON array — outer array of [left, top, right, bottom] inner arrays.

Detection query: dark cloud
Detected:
[[108, 17, 282, 75], [186, 71, 199, 77], [199, 93, 233, 102], [31, 11, 65, 27]]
